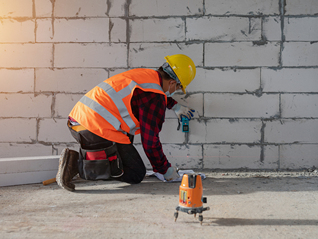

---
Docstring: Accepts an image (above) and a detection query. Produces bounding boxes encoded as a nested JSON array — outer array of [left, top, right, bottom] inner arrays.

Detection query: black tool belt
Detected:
[[78, 144, 121, 180]]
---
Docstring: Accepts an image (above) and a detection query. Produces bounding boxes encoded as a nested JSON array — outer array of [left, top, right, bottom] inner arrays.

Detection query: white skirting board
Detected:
[[0, 156, 59, 187]]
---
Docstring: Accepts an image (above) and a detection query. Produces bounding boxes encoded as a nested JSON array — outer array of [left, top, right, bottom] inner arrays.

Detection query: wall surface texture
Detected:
[[0, 0, 317, 170]]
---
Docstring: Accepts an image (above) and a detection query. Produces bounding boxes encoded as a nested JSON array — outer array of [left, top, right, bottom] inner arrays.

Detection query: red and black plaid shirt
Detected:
[[131, 72, 177, 174]]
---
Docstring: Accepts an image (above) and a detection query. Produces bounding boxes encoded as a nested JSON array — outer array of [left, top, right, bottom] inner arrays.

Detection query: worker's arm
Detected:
[[132, 89, 171, 175], [166, 97, 178, 109]]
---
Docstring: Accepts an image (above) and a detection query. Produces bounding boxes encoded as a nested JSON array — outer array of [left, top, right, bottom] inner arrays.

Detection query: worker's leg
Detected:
[[116, 143, 146, 184], [70, 126, 145, 184]]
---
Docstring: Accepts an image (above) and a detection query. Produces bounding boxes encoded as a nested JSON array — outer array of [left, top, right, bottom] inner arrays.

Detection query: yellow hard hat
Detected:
[[164, 54, 196, 94]]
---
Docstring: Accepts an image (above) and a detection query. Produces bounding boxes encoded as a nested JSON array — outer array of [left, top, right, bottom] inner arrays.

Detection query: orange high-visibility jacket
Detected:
[[69, 68, 167, 144]]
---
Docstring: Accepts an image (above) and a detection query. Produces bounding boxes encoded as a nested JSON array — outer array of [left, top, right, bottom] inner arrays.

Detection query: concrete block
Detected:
[[0, 143, 53, 158], [0, 19, 35, 43], [284, 17, 318, 41], [54, 0, 112, 17], [35, 19, 52, 41], [163, 144, 202, 169], [54, 94, 83, 118], [280, 144, 318, 169], [189, 119, 262, 144], [0, 156, 59, 187], [0, 69, 34, 93], [36, 18, 109, 43], [160, 119, 185, 144], [0, 119, 36, 142], [206, 119, 262, 144], [204, 93, 279, 118], [187, 120, 209, 144], [186, 68, 261, 93], [261, 68, 318, 93], [130, 18, 185, 42], [0, 44, 53, 68], [130, 0, 203, 17], [263, 17, 281, 41], [186, 17, 261, 41], [205, 0, 279, 15], [129, 43, 203, 67], [165, 93, 203, 119], [35, 0, 52, 17], [285, 0, 318, 15], [265, 119, 318, 143], [35, 68, 107, 93], [180, 119, 204, 143], [264, 145, 279, 169], [203, 145, 268, 169], [38, 119, 75, 143], [54, 43, 127, 67], [0, 94, 52, 117], [0, 0, 33, 17], [282, 42, 318, 67], [205, 42, 280, 67], [110, 18, 127, 42], [281, 94, 318, 118]]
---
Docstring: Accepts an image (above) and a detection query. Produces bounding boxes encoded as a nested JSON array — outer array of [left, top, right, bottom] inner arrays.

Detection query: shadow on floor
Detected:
[[201, 217, 318, 226], [70, 175, 318, 196]]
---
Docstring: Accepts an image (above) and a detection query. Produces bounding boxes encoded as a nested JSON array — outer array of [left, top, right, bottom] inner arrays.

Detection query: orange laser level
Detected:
[[174, 173, 210, 225]]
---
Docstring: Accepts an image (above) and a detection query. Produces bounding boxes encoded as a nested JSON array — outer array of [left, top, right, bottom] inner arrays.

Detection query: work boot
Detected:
[[56, 148, 79, 191]]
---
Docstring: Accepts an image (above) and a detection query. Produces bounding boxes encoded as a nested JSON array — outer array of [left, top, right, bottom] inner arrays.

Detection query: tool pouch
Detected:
[[78, 144, 121, 180]]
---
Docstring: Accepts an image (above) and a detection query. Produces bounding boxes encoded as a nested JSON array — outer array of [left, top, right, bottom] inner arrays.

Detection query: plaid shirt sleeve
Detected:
[[167, 96, 177, 109], [131, 88, 172, 174]]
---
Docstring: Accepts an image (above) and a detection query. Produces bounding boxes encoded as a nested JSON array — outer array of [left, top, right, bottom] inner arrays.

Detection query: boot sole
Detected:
[[56, 148, 75, 192], [111, 170, 124, 178]]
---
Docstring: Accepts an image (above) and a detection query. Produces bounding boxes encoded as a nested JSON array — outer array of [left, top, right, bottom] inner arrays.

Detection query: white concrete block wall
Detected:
[[54, 43, 128, 68], [0, 69, 34, 92], [205, 42, 281, 67], [0, 0, 317, 171], [187, 17, 262, 41], [205, 0, 280, 15], [203, 145, 274, 169], [285, 0, 318, 15], [263, 17, 281, 41], [282, 42, 318, 66], [0, 44, 52, 67]]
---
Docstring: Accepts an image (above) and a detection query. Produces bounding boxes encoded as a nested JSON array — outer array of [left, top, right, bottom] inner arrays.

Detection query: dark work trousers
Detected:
[[68, 121, 146, 184]]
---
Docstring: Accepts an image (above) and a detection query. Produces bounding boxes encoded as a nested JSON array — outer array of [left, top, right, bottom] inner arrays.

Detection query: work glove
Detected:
[[172, 104, 195, 121], [163, 166, 180, 182]]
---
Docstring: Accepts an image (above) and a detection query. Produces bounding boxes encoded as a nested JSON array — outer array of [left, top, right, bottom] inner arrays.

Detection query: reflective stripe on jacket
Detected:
[[69, 68, 167, 144]]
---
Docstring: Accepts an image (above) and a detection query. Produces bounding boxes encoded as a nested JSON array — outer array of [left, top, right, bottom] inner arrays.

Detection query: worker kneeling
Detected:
[[56, 54, 196, 191]]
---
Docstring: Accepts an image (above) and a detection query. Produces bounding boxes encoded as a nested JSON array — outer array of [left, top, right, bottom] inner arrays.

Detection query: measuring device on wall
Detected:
[[177, 116, 190, 133]]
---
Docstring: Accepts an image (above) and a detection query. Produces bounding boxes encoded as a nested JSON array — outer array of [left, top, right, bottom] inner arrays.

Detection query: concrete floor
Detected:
[[1, 171, 318, 239]]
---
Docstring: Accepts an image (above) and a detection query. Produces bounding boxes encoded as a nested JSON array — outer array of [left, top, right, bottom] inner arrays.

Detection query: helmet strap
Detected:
[[162, 62, 181, 84]]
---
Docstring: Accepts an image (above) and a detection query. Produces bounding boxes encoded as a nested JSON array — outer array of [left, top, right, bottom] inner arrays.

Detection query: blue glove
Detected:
[[172, 104, 195, 121]]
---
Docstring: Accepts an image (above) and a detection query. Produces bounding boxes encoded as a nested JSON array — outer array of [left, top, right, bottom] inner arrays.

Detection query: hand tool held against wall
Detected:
[[173, 104, 194, 132], [174, 174, 210, 225], [177, 116, 190, 132], [181, 116, 189, 133]]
